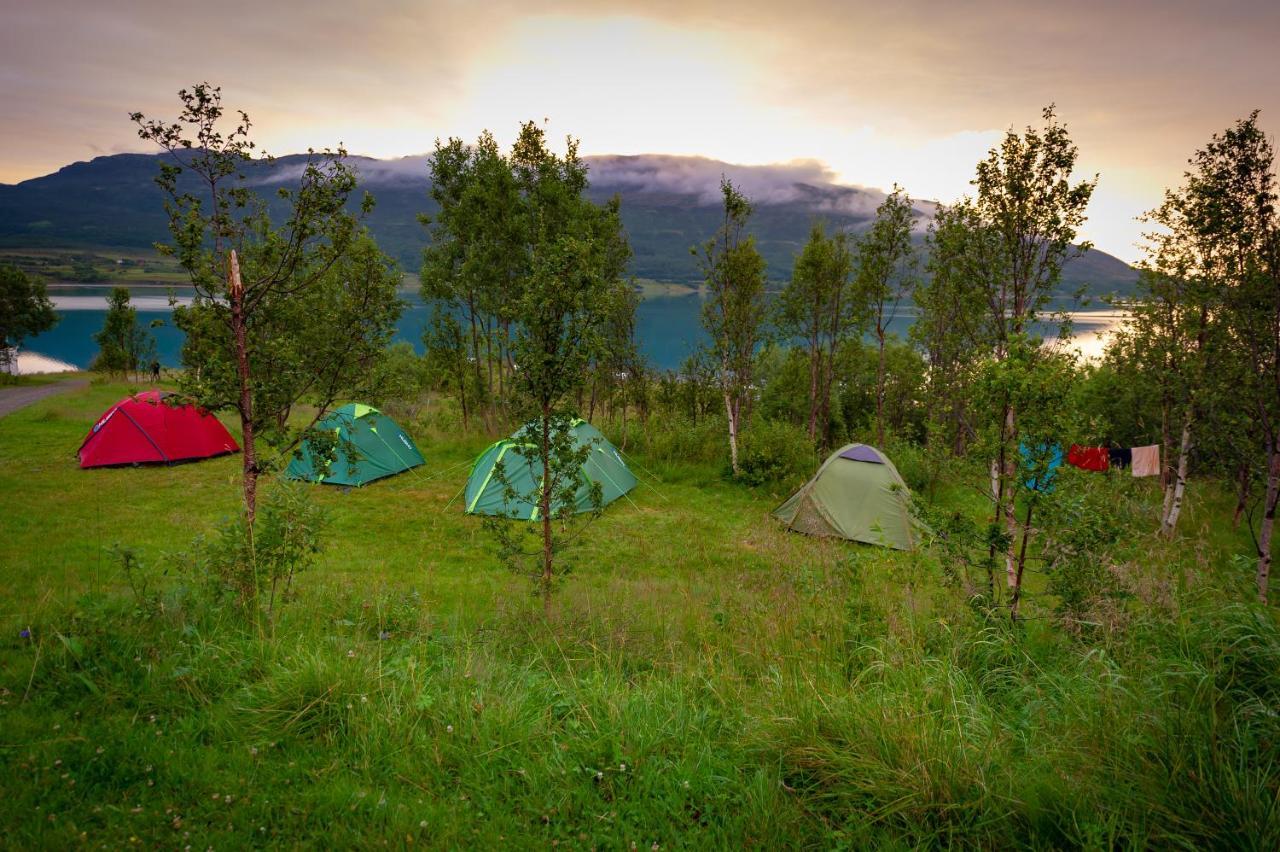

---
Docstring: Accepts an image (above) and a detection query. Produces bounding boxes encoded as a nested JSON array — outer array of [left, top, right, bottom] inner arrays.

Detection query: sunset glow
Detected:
[[3, 1, 1278, 261]]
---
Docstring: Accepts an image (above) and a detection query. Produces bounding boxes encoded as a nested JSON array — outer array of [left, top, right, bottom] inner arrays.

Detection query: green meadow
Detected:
[[1, 380, 1278, 848]]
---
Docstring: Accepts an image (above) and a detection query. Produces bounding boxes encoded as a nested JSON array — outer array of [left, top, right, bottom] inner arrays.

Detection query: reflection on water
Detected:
[[22, 285, 1128, 373]]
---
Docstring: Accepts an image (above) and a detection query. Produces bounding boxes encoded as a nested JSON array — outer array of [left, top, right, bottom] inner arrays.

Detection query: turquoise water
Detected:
[[21, 286, 1120, 372], [25, 287, 718, 372]]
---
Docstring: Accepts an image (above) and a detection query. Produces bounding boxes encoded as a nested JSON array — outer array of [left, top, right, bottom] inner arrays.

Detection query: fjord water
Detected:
[[20, 285, 1124, 372]]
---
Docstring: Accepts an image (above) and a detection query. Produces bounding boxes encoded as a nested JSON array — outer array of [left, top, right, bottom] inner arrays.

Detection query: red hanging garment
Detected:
[[1067, 444, 1109, 472]]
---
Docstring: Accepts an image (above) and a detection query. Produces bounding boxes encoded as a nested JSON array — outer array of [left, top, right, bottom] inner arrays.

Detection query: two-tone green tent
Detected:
[[286, 404, 424, 487], [464, 418, 637, 519], [772, 443, 923, 551]]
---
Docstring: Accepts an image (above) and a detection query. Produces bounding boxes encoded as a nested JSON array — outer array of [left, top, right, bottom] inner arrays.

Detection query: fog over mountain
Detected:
[[0, 151, 1135, 293]]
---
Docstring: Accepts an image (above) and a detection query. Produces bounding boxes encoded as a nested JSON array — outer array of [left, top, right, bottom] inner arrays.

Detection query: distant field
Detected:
[[0, 247, 187, 286]]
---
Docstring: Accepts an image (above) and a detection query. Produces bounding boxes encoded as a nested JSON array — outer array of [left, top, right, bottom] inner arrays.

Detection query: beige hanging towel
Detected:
[[1131, 444, 1160, 477]]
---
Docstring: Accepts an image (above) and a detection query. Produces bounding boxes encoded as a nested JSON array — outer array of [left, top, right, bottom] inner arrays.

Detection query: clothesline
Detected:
[[1020, 441, 1160, 494], [1068, 443, 1160, 477]]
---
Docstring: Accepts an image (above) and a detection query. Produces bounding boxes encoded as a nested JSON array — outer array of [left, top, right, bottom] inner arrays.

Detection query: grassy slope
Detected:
[[0, 382, 1277, 848]]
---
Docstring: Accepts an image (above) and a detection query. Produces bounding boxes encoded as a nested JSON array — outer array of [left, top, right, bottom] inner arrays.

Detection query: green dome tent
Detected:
[[464, 418, 637, 519], [286, 404, 424, 487], [773, 443, 923, 551]]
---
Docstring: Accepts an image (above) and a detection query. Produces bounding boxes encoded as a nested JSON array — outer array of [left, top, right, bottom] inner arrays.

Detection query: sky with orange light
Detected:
[[2, 0, 1277, 261]]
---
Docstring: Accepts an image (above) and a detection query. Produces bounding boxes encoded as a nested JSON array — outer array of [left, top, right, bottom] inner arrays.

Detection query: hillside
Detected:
[[0, 152, 1139, 296]]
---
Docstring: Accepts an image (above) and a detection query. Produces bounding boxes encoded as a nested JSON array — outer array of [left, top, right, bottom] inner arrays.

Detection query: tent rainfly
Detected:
[[78, 391, 239, 468], [772, 443, 923, 551], [464, 418, 636, 519], [286, 404, 424, 486]]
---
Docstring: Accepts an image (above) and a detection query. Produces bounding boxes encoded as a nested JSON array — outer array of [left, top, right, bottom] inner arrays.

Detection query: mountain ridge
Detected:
[[0, 152, 1139, 295]]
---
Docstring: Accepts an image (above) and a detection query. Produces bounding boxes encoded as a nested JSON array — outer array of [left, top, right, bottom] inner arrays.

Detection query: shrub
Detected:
[[736, 419, 816, 488], [191, 483, 327, 618]]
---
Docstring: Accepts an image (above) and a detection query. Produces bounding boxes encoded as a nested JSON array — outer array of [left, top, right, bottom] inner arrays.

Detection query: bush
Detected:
[[736, 419, 816, 488], [191, 483, 328, 617]]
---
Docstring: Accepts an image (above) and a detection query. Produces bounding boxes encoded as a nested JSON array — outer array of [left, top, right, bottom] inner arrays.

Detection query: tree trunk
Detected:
[[724, 388, 740, 476], [457, 363, 469, 429], [807, 341, 821, 441], [467, 294, 482, 400], [1162, 414, 1193, 537], [485, 316, 495, 402], [540, 407, 554, 614], [228, 250, 258, 525], [1256, 441, 1280, 605], [1160, 398, 1173, 491], [1001, 405, 1019, 593], [875, 328, 887, 447], [1009, 499, 1035, 620], [1233, 462, 1251, 529], [620, 392, 629, 452]]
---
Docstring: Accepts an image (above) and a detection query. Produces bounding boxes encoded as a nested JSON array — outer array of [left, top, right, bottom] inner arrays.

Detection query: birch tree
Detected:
[[0, 265, 58, 375], [776, 222, 856, 443], [1192, 113, 1280, 602], [855, 187, 919, 447], [913, 201, 995, 457], [133, 84, 403, 525], [970, 106, 1096, 601], [697, 178, 768, 476], [452, 123, 631, 611]]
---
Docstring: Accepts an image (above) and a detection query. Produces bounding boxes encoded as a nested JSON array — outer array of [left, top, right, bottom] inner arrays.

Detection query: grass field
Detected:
[[1, 380, 1278, 847]]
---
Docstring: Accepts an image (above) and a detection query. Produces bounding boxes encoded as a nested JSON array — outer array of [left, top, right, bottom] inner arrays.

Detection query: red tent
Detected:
[[78, 391, 240, 468]]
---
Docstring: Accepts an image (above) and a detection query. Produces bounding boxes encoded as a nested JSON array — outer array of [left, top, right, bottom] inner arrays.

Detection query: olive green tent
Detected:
[[286, 403, 424, 487], [773, 443, 923, 550], [464, 418, 636, 519]]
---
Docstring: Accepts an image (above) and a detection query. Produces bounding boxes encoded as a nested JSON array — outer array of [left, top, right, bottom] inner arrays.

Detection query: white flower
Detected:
[[619, 763, 627, 772], [446, 725, 453, 734]]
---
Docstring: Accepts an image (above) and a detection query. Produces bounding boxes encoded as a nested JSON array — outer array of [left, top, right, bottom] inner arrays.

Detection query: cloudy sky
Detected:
[[2, 0, 1277, 261]]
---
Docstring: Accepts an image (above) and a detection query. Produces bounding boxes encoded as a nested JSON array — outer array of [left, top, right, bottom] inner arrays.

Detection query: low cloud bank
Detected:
[[254, 152, 934, 219]]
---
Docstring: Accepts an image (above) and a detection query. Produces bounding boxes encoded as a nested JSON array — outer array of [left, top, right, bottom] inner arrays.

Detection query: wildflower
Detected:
[[347, 649, 356, 658], [379, 631, 391, 641], [419, 821, 427, 828], [682, 780, 690, 789], [445, 724, 453, 734], [361, 696, 368, 704], [596, 771, 604, 781], [19, 629, 30, 639], [619, 763, 627, 772]]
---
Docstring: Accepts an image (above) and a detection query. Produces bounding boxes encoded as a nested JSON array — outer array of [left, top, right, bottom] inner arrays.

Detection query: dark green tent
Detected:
[[773, 443, 923, 550], [464, 419, 637, 519], [286, 403, 424, 487]]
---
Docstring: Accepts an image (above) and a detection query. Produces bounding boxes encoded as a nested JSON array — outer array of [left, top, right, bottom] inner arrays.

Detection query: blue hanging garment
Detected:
[[1019, 442, 1063, 494]]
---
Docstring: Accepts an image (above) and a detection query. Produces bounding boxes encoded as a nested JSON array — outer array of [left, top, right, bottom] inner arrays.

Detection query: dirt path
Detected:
[[0, 379, 88, 418]]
